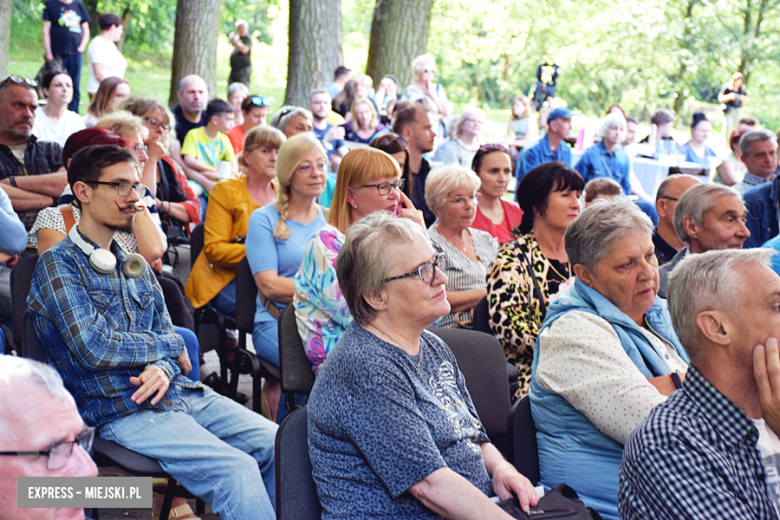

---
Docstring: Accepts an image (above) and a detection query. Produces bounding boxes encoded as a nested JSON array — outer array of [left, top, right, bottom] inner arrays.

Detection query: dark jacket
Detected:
[[743, 176, 780, 249], [0, 135, 63, 179]]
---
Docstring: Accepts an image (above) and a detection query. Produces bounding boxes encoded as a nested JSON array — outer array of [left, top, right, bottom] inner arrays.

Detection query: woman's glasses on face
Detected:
[[382, 252, 447, 286], [361, 179, 404, 195], [297, 162, 328, 174], [448, 193, 480, 207], [143, 116, 171, 133]]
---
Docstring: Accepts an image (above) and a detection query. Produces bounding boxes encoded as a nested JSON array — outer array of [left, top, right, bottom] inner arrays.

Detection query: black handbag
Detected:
[[497, 484, 603, 519]]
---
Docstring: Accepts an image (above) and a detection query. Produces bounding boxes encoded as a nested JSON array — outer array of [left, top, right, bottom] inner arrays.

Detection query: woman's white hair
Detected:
[[454, 107, 485, 139], [425, 164, 481, 218], [411, 54, 436, 75], [598, 112, 626, 139], [668, 248, 773, 363]]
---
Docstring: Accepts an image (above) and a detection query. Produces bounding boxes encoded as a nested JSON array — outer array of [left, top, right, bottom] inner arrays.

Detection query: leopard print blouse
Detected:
[[486, 233, 570, 401]]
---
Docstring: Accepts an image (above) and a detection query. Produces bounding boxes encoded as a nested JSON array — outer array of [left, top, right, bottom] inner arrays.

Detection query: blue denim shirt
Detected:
[[574, 141, 631, 195], [27, 230, 201, 428], [743, 175, 780, 249], [516, 134, 572, 182]]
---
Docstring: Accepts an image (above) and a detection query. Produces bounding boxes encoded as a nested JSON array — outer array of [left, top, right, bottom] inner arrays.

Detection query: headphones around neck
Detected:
[[68, 226, 147, 278]]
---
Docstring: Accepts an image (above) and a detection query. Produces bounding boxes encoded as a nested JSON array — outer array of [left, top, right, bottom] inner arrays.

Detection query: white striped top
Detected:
[[428, 225, 499, 328]]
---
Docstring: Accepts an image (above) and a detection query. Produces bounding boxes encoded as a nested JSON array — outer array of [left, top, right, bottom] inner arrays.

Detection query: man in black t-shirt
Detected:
[[42, 0, 91, 113], [228, 20, 252, 86]]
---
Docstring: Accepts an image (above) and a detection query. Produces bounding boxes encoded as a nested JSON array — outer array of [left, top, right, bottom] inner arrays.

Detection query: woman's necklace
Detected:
[[548, 258, 572, 281], [370, 324, 423, 372]]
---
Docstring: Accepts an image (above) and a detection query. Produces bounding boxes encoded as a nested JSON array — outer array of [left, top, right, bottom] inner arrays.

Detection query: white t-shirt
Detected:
[[754, 418, 780, 514], [32, 107, 86, 148], [86, 36, 128, 94]]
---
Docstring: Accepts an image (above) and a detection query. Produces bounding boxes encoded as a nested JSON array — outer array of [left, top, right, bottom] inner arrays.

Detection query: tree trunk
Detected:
[[116, 6, 133, 53], [285, 0, 343, 107], [169, 0, 222, 106], [82, 0, 99, 39], [365, 0, 435, 90], [0, 0, 10, 79]]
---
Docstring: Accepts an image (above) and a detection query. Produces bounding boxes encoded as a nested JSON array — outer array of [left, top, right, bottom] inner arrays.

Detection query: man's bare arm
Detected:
[[0, 171, 68, 198], [0, 184, 56, 212]]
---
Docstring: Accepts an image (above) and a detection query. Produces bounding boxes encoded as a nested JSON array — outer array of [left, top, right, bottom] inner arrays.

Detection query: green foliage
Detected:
[[221, 0, 278, 46]]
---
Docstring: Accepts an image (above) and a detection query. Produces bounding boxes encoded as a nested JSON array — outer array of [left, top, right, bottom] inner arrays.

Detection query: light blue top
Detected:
[[529, 279, 688, 520], [680, 142, 717, 167], [516, 134, 572, 182], [246, 204, 327, 324], [0, 187, 27, 256], [762, 234, 780, 276], [574, 141, 631, 195]]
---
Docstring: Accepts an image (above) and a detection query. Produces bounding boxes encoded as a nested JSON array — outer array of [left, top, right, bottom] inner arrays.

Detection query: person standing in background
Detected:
[[718, 73, 749, 140], [228, 20, 252, 86], [86, 14, 127, 103], [42, 0, 91, 113]]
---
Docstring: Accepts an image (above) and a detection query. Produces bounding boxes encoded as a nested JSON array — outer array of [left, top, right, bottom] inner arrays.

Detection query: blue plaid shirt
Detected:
[[619, 366, 780, 520], [27, 230, 201, 428]]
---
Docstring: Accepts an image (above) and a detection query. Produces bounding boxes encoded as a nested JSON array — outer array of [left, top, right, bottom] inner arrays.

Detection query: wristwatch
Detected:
[[8, 176, 17, 187], [670, 372, 683, 390]]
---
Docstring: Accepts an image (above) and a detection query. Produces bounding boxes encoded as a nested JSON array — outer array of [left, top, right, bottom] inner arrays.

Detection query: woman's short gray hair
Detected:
[[565, 197, 654, 273], [336, 212, 428, 326], [668, 248, 773, 363], [425, 165, 481, 218], [598, 112, 626, 138], [673, 183, 740, 245], [270, 106, 313, 133]]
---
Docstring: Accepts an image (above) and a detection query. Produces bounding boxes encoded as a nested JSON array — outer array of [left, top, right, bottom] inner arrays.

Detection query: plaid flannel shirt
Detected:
[[27, 230, 200, 428], [619, 366, 780, 520]]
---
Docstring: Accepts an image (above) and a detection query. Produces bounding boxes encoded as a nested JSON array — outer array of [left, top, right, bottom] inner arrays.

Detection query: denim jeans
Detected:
[[173, 325, 200, 382], [98, 387, 277, 520], [213, 279, 237, 318], [57, 53, 83, 113]]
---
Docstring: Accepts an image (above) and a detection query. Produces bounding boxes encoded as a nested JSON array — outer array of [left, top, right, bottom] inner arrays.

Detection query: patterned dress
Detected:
[[486, 233, 571, 400]]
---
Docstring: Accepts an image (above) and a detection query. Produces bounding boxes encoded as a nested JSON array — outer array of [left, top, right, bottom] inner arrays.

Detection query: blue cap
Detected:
[[547, 108, 572, 123]]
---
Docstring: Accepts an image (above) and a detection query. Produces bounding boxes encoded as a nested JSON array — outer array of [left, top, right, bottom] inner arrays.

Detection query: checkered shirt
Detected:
[[619, 365, 780, 520]]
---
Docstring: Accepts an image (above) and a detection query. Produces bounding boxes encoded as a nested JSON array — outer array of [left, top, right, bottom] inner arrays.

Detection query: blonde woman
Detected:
[[246, 132, 328, 421], [503, 95, 537, 150], [432, 107, 485, 167], [426, 164, 499, 328], [294, 147, 424, 371], [345, 97, 386, 144], [718, 72, 749, 139], [185, 126, 285, 316], [406, 54, 451, 126]]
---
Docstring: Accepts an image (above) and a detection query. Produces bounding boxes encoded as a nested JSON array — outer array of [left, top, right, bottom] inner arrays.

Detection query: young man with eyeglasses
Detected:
[[0, 76, 67, 230], [28, 145, 278, 520], [0, 355, 99, 520]]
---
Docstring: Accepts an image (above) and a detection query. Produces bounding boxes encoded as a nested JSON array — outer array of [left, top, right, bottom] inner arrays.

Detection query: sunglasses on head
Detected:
[[250, 96, 271, 107], [0, 75, 38, 90], [479, 144, 510, 154], [373, 134, 408, 148]]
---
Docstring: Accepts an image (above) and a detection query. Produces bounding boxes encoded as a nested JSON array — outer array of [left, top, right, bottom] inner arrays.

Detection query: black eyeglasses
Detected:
[[382, 252, 446, 286], [250, 96, 271, 107], [372, 134, 408, 149], [361, 179, 404, 195], [479, 144, 510, 154], [86, 180, 144, 197], [0, 75, 38, 90], [660, 196, 679, 202], [143, 116, 171, 133], [0, 427, 94, 470]]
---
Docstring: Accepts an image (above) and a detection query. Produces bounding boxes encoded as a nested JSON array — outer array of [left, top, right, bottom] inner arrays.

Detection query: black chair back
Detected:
[[472, 295, 491, 334], [235, 257, 257, 334], [190, 223, 204, 269], [11, 254, 39, 349], [278, 304, 316, 399], [507, 395, 540, 485], [275, 406, 322, 520], [22, 312, 46, 362], [428, 327, 511, 455]]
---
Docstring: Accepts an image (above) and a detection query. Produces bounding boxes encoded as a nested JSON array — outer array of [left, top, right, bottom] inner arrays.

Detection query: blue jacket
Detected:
[[529, 279, 688, 520], [574, 141, 631, 195], [0, 187, 27, 255], [516, 134, 572, 182], [743, 175, 780, 249]]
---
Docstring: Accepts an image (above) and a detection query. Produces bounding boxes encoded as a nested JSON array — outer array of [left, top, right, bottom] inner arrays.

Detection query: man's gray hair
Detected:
[[227, 82, 249, 98], [336, 212, 428, 326], [0, 355, 69, 402], [565, 197, 654, 273], [668, 248, 774, 363], [739, 129, 777, 157], [673, 183, 740, 245]]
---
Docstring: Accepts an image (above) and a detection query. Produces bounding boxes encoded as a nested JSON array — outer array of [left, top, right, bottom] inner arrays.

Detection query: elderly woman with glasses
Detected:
[[425, 165, 498, 328], [432, 107, 485, 167], [295, 147, 423, 371], [308, 210, 538, 519], [530, 197, 689, 520], [227, 94, 271, 154], [487, 162, 584, 400], [471, 144, 523, 244]]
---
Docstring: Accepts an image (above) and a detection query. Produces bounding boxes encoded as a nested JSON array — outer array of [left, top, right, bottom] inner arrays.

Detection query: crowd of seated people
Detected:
[[9, 51, 780, 520]]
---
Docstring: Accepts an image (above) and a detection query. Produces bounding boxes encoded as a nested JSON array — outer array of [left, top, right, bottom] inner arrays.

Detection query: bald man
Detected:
[[0, 356, 98, 520], [173, 74, 208, 143], [653, 174, 701, 265]]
